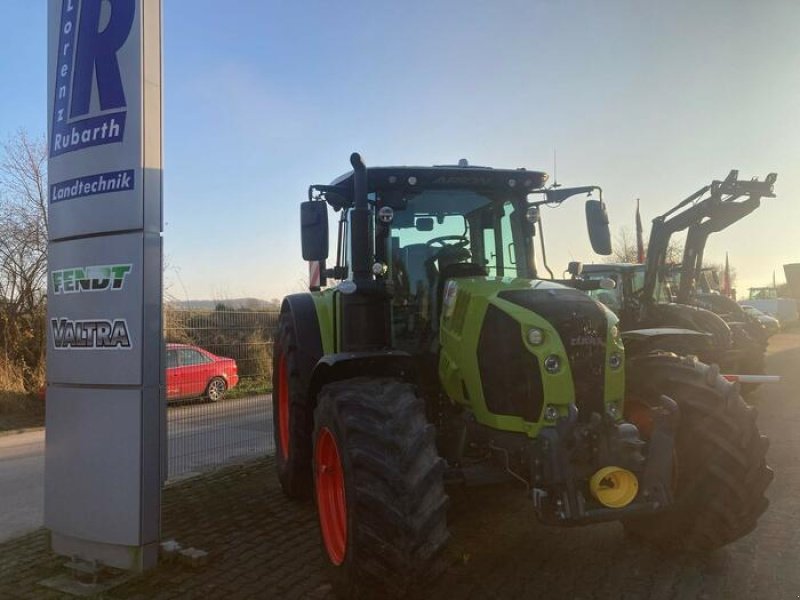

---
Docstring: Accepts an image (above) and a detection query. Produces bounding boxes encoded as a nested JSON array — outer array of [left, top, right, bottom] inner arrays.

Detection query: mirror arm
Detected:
[[530, 185, 603, 206]]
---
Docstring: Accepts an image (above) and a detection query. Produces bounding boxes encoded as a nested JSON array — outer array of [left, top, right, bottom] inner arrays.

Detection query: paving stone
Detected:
[[0, 338, 798, 599]]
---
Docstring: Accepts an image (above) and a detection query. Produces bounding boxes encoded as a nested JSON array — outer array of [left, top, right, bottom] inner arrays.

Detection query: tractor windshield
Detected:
[[582, 265, 672, 315], [381, 188, 530, 347], [389, 189, 530, 290]]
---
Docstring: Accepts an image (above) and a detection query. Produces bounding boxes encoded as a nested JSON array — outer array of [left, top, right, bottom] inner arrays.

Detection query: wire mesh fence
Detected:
[[164, 308, 279, 480]]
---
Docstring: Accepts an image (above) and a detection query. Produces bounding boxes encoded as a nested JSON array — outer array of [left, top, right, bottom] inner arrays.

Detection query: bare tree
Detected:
[[0, 130, 48, 391], [605, 226, 683, 264]]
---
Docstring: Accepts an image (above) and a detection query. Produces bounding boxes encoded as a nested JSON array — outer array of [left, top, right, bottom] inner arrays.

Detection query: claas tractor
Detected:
[[579, 170, 777, 394], [273, 154, 772, 598]]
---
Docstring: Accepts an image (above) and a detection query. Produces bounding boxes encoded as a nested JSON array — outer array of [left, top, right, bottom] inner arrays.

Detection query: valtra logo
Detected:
[[50, 0, 135, 158]]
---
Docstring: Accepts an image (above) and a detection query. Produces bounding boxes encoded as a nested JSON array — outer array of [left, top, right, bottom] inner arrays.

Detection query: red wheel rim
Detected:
[[277, 353, 290, 460], [315, 427, 347, 565]]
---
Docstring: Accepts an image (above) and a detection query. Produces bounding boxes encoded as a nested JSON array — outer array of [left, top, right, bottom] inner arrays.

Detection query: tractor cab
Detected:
[[304, 160, 611, 353]]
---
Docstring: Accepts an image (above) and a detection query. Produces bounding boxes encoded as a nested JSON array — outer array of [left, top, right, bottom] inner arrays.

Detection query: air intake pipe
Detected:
[[349, 152, 370, 283]]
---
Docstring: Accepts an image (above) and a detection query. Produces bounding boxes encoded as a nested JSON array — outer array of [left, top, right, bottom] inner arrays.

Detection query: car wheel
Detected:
[[205, 377, 228, 402]]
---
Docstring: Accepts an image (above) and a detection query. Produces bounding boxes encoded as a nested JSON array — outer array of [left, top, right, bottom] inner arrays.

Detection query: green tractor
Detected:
[[273, 154, 772, 598], [579, 170, 777, 393]]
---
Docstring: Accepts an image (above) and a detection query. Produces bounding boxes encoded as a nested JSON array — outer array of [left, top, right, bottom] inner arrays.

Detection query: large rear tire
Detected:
[[272, 311, 313, 499], [623, 354, 773, 552], [734, 328, 767, 396], [313, 377, 449, 599]]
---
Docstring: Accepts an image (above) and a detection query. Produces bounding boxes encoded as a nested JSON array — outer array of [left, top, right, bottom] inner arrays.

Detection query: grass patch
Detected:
[[0, 357, 45, 433], [227, 378, 272, 399], [0, 391, 45, 433]]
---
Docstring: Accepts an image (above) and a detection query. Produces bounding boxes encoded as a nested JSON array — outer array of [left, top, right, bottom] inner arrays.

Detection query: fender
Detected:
[[645, 303, 732, 350], [281, 293, 324, 394], [308, 351, 416, 407], [621, 327, 714, 358]]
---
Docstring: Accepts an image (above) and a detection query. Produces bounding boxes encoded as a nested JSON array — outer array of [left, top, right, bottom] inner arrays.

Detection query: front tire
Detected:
[[624, 354, 773, 552], [313, 377, 449, 599]]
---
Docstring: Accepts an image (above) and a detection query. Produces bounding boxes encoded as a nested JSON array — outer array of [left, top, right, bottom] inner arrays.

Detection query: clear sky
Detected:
[[2, 0, 798, 300]]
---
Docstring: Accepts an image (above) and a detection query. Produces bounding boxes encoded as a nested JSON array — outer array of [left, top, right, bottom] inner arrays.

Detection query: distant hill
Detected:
[[166, 298, 281, 311]]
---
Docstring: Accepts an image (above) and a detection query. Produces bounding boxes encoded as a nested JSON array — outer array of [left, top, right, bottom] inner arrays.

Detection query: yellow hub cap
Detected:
[[590, 466, 639, 508]]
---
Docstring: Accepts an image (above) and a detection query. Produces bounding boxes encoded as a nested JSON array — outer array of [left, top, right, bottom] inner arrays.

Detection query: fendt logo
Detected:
[[52, 263, 132, 294], [50, 0, 135, 157], [51, 318, 132, 350]]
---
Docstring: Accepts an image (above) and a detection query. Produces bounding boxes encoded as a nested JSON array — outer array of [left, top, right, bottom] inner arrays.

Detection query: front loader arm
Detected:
[[640, 171, 776, 306]]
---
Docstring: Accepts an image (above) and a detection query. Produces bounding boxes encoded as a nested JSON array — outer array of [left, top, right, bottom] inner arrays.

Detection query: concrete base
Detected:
[[39, 571, 136, 597], [51, 531, 159, 572]]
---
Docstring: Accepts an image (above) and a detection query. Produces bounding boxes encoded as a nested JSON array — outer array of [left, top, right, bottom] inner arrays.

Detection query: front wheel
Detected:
[[313, 377, 449, 598], [205, 377, 227, 402], [623, 354, 773, 552]]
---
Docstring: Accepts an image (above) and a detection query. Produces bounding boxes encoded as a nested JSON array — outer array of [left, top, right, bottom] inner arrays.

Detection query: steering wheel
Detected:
[[425, 235, 469, 250], [425, 235, 471, 272]]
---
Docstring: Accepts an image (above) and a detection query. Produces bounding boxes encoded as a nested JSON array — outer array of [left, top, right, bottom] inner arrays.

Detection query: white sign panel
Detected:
[[48, 0, 161, 240], [46, 0, 163, 573]]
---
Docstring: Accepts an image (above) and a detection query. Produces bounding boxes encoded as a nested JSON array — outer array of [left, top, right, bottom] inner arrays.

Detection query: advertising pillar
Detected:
[[785, 263, 800, 301], [45, 0, 163, 571]]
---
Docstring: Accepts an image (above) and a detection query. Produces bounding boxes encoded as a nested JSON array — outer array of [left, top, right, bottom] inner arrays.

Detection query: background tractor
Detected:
[[580, 170, 777, 393], [273, 154, 772, 598]]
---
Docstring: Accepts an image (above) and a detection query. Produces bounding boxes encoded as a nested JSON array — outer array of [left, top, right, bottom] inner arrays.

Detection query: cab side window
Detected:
[[499, 201, 518, 277]]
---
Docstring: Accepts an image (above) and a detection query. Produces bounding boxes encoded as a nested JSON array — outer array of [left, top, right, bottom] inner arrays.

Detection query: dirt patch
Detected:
[[0, 392, 44, 434]]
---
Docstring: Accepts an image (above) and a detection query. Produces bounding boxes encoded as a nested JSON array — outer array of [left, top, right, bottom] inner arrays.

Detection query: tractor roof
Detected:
[[582, 263, 645, 273], [316, 164, 549, 209]]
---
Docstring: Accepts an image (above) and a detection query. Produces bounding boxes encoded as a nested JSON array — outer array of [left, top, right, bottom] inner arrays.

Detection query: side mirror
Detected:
[[585, 199, 612, 256], [300, 201, 329, 261]]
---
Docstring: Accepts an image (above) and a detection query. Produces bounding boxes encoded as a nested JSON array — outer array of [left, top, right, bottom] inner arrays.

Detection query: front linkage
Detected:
[[532, 398, 677, 525]]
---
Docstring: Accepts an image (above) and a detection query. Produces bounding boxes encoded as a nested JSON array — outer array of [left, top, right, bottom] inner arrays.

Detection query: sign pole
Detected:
[[45, 0, 163, 572]]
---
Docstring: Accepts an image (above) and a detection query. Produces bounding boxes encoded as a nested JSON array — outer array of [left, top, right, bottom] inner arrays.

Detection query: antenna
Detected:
[[552, 148, 561, 188]]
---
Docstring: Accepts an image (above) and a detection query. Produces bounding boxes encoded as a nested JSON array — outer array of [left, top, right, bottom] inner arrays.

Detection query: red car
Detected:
[[166, 343, 239, 402]]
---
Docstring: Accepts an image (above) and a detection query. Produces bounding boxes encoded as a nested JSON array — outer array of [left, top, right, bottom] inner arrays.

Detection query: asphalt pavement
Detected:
[[0, 430, 45, 542]]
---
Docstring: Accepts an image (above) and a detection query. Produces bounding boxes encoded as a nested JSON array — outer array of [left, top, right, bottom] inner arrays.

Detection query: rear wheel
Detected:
[[623, 354, 773, 552], [313, 377, 449, 599], [205, 377, 227, 402], [272, 311, 313, 499]]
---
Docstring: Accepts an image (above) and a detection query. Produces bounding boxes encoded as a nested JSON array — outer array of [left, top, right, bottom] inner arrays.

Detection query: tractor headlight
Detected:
[[610, 325, 619, 340], [544, 355, 561, 374], [527, 327, 544, 345], [609, 352, 622, 370]]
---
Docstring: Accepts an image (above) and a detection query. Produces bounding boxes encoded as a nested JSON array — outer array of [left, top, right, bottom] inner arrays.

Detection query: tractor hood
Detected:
[[438, 276, 625, 434]]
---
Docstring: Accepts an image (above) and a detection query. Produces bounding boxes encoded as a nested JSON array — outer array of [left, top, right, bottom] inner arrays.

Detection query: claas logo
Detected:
[[52, 264, 132, 294]]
